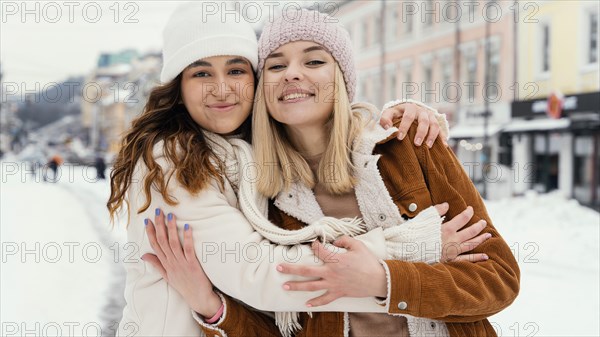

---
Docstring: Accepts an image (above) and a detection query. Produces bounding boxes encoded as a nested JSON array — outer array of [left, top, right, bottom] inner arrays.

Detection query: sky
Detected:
[[1, 2, 179, 88], [0, 1, 313, 93]]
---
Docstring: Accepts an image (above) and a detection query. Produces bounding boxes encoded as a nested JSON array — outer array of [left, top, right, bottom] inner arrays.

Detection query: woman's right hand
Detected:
[[434, 203, 491, 262], [142, 209, 222, 318]]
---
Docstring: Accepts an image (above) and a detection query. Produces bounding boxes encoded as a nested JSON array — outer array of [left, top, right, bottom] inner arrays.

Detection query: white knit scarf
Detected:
[[202, 131, 439, 337]]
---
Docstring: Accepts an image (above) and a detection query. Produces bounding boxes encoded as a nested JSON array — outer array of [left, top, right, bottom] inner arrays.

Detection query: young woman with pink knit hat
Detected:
[[137, 6, 517, 337]]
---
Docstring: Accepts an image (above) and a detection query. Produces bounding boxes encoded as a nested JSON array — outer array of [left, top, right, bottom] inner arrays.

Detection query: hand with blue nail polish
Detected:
[[143, 210, 221, 318]]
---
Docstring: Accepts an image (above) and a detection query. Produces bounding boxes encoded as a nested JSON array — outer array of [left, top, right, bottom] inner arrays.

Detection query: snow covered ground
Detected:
[[1, 162, 127, 337], [1, 161, 598, 336], [486, 191, 599, 336]]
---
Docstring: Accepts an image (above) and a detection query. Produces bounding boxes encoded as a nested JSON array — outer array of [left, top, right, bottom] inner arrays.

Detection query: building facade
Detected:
[[506, 0, 599, 208], [80, 51, 161, 155], [335, 0, 517, 198]]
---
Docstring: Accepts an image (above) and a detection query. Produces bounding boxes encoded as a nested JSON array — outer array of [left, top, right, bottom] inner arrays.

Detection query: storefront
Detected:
[[447, 102, 511, 200], [506, 91, 600, 209]]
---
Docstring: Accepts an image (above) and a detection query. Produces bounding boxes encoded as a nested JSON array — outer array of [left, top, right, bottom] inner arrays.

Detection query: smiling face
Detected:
[[262, 41, 336, 131], [180, 55, 255, 135]]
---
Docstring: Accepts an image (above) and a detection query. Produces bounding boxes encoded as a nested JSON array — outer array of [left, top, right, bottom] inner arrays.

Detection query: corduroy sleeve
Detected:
[[194, 293, 282, 337], [381, 123, 520, 322]]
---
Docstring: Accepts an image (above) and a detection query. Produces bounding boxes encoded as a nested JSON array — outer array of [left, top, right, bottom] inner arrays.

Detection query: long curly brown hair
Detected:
[[107, 75, 249, 225]]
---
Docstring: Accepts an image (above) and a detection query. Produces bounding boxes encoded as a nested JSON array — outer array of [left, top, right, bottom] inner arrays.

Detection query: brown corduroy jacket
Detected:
[[198, 122, 520, 337]]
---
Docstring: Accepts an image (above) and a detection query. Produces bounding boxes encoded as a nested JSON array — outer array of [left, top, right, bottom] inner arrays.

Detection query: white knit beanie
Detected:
[[160, 1, 259, 83]]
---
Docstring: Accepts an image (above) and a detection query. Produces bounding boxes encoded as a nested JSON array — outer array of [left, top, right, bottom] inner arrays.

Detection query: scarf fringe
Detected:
[[275, 312, 301, 337]]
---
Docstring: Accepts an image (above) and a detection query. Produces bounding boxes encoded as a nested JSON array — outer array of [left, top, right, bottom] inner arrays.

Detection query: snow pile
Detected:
[[487, 191, 599, 336]]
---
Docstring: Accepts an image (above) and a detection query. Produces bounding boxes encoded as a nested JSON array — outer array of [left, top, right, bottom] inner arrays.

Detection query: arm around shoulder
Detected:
[[380, 124, 520, 321]]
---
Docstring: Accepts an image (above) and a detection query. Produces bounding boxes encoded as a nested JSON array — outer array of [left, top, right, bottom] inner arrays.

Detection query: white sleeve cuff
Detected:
[[374, 259, 392, 309], [381, 99, 450, 141], [383, 206, 444, 264], [191, 292, 228, 335]]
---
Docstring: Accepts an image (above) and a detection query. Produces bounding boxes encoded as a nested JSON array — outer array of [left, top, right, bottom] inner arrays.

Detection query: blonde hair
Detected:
[[253, 64, 379, 198]]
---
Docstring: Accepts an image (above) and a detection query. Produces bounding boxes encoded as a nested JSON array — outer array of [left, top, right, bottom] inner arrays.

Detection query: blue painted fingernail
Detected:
[[155, 208, 160, 216], [184, 223, 189, 231], [167, 213, 173, 221], [144, 219, 148, 226]]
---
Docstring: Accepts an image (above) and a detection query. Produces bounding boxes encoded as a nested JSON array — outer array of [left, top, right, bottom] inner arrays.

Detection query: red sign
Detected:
[[547, 92, 563, 119]]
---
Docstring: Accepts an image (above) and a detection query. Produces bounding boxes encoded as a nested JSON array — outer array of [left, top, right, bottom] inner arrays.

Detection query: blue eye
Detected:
[[268, 64, 285, 71], [307, 60, 325, 66], [230, 69, 246, 75], [193, 72, 210, 78]]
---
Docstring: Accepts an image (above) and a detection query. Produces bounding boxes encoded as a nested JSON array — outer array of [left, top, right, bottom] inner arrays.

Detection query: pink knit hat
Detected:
[[258, 8, 357, 102]]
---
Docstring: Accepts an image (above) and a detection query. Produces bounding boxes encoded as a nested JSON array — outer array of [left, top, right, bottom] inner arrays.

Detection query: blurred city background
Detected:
[[1, 1, 599, 336]]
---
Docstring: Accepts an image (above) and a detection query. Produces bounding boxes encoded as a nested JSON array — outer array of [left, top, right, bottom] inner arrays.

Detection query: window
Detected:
[[402, 68, 413, 98], [423, 64, 433, 102], [424, 65, 433, 89], [541, 23, 551, 72], [573, 135, 600, 204], [589, 11, 598, 64], [388, 6, 398, 42], [362, 20, 369, 48], [404, 4, 413, 34], [469, 2, 476, 22], [424, 0, 434, 28], [373, 15, 381, 45], [389, 72, 397, 101], [498, 134, 513, 167], [442, 60, 452, 101], [374, 73, 382, 106], [487, 52, 500, 100], [466, 54, 477, 101]]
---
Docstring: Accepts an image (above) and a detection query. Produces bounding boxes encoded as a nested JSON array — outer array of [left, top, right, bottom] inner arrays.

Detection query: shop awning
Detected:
[[449, 124, 504, 139], [502, 118, 570, 133]]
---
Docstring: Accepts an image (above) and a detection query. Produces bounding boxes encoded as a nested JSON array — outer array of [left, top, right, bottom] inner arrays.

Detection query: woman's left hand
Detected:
[[141, 210, 222, 318], [277, 236, 387, 307], [379, 102, 448, 147]]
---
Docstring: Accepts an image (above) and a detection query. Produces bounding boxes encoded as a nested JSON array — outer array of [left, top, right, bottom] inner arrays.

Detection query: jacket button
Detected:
[[397, 301, 407, 310], [364, 161, 368, 168], [430, 322, 437, 329], [408, 203, 417, 212], [378, 214, 386, 221]]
